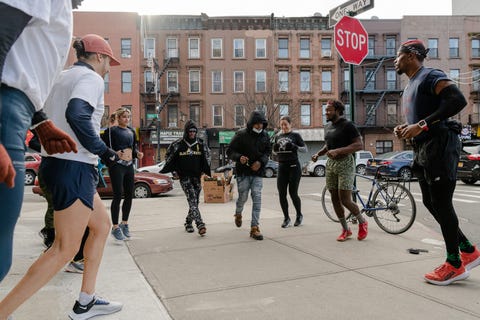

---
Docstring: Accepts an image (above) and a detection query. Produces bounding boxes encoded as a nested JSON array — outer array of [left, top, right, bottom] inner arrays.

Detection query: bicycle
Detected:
[[321, 167, 416, 234]]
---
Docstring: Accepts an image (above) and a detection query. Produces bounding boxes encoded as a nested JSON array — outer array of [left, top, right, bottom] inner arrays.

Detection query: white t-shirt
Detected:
[[2, 0, 72, 111], [43, 65, 105, 165]]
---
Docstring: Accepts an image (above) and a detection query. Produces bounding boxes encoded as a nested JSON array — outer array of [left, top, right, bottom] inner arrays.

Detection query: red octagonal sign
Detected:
[[334, 16, 368, 65]]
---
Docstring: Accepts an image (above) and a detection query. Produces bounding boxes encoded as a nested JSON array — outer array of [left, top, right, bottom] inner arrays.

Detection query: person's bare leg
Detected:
[[80, 193, 111, 294], [0, 199, 90, 318]]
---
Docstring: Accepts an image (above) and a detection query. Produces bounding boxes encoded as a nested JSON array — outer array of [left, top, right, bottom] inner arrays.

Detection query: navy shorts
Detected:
[[40, 157, 99, 211]]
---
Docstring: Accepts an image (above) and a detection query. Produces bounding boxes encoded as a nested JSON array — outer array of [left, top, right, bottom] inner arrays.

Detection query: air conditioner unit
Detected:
[[168, 122, 177, 127], [121, 53, 131, 58], [322, 50, 332, 57], [168, 86, 177, 93]]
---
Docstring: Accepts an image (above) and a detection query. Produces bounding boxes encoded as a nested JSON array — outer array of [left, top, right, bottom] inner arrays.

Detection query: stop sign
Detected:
[[334, 16, 368, 65]]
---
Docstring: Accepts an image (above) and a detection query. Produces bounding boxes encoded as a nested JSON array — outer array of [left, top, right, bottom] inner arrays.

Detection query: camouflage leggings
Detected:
[[179, 176, 203, 226]]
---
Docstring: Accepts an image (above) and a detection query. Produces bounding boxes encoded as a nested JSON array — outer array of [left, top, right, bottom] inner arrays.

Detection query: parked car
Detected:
[[33, 168, 174, 198], [25, 152, 42, 185], [215, 159, 279, 178], [306, 150, 373, 177], [365, 150, 414, 180], [457, 140, 480, 185]]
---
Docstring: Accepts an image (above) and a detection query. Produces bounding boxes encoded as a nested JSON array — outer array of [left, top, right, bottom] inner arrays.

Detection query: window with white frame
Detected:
[[450, 69, 460, 81], [167, 105, 178, 127], [300, 104, 311, 126], [255, 70, 266, 92], [300, 70, 311, 92], [121, 71, 132, 93], [365, 69, 376, 90], [144, 38, 155, 58], [279, 104, 289, 118], [386, 69, 396, 90], [322, 70, 332, 92], [472, 39, 480, 58], [211, 38, 223, 58], [167, 70, 178, 92], [234, 71, 244, 92], [386, 36, 396, 56], [189, 70, 200, 93], [212, 105, 223, 126], [188, 38, 200, 59], [189, 103, 200, 124], [278, 38, 289, 58], [449, 38, 459, 58], [321, 38, 332, 57], [121, 38, 131, 58], [387, 101, 397, 125], [300, 38, 310, 59], [233, 38, 244, 58], [428, 38, 438, 58], [278, 70, 289, 92], [473, 69, 480, 91], [144, 70, 153, 93], [234, 105, 245, 127], [368, 36, 375, 56], [166, 38, 178, 58], [256, 39, 266, 58], [212, 70, 223, 93]]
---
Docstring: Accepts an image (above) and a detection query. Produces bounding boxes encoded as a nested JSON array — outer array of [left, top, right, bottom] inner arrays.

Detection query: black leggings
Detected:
[[109, 164, 134, 224], [277, 161, 302, 219], [416, 170, 469, 255]]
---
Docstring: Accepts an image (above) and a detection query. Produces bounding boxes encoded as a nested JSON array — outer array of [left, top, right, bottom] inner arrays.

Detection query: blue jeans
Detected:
[[235, 175, 263, 227], [0, 85, 35, 281]]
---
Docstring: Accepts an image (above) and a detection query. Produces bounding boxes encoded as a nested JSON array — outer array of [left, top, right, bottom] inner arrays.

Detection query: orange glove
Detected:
[[35, 120, 78, 154], [0, 144, 16, 188]]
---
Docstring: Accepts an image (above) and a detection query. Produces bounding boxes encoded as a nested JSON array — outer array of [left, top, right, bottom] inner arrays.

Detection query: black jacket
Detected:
[[226, 111, 272, 177]]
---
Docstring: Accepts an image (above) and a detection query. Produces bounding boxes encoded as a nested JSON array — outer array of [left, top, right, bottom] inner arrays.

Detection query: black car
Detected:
[[215, 159, 278, 178], [457, 140, 480, 185]]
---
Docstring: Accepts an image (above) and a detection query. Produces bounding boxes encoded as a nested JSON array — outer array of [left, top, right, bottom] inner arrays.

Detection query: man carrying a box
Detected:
[[227, 111, 272, 240], [162, 120, 211, 236]]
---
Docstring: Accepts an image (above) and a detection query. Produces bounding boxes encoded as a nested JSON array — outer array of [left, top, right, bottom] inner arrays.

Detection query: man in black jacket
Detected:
[[227, 111, 272, 240], [161, 120, 211, 236]]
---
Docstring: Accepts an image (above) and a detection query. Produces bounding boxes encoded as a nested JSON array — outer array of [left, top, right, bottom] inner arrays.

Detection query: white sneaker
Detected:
[[68, 296, 122, 320]]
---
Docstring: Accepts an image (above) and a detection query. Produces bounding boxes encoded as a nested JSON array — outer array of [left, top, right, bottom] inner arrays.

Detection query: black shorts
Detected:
[[40, 157, 99, 211]]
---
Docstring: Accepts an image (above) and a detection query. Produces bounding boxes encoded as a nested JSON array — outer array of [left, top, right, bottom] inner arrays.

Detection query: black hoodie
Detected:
[[226, 111, 272, 177]]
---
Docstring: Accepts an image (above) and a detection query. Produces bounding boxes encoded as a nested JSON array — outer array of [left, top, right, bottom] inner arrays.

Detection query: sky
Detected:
[[78, 0, 452, 19]]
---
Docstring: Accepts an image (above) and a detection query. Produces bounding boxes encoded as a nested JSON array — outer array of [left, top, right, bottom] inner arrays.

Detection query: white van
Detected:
[[307, 150, 373, 177]]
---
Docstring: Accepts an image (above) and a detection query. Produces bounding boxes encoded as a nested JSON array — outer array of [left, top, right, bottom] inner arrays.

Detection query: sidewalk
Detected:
[[2, 184, 480, 319]]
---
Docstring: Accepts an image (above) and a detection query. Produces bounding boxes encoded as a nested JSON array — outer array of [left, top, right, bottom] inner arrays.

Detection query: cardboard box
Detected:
[[203, 173, 234, 203]]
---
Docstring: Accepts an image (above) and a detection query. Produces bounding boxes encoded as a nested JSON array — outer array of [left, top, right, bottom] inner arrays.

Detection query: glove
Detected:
[[99, 148, 119, 167], [35, 120, 78, 154], [273, 143, 280, 152], [0, 144, 16, 188]]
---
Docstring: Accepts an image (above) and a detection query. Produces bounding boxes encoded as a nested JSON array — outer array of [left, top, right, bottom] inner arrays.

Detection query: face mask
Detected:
[[252, 128, 263, 134]]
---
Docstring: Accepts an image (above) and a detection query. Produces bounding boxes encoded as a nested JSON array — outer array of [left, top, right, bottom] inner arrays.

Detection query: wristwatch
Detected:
[[417, 119, 429, 131]]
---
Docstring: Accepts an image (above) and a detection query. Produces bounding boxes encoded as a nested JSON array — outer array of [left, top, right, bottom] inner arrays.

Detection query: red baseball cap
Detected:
[[81, 34, 120, 66]]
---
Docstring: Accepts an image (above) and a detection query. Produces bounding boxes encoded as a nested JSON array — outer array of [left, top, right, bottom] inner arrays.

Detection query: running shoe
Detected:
[[461, 246, 480, 271], [337, 229, 352, 242], [68, 296, 122, 320], [111, 227, 125, 241], [119, 223, 131, 238], [65, 260, 84, 274], [424, 262, 469, 285], [358, 221, 368, 241]]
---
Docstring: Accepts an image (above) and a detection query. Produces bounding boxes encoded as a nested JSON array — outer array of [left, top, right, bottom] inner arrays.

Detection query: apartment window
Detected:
[[300, 104, 311, 126], [344, 104, 351, 121], [428, 38, 438, 58], [212, 105, 223, 127], [144, 37, 155, 58], [256, 39, 267, 58], [365, 69, 376, 90], [234, 71, 244, 92], [322, 70, 332, 92], [189, 103, 200, 124], [368, 36, 375, 56], [278, 38, 289, 59], [386, 69, 397, 90], [211, 38, 223, 58], [449, 38, 459, 58], [300, 38, 310, 59], [121, 38, 131, 58], [255, 70, 266, 92], [189, 70, 200, 93], [365, 102, 376, 126], [121, 71, 132, 93], [233, 39, 245, 58], [144, 70, 153, 93], [104, 73, 109, 93], [212, 70, 223, 93], [189, 38, 200, 59], [167, 105, 178, 128], [344, 69, 350, 91], [450, 69, 460, 82], [256, 105, 267, 118], [167, 70, 178, 92], [472, 39, 480, 58], [376, 140, 393, 154], [278, 70, 289, 92], [473, 69, 480, 91], [234, 105, 245, 127], [279, 104, 289, 118], [300, 70, 311, 92], [167, 38, 178, 58], [386, 36, 396, 56], [387, 101, 398, 125], [321, 38, 332, 57]]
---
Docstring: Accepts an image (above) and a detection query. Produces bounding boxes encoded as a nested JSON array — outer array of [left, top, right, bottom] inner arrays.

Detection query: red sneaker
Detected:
[[424, 262, 469, 285], [358, 221, 368, 241], [461, 246, 480, 271], [337, 229, 352, 242]]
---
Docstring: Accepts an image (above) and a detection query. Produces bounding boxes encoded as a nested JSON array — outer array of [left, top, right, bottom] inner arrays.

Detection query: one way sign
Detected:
[[329, 0, 374, 28]]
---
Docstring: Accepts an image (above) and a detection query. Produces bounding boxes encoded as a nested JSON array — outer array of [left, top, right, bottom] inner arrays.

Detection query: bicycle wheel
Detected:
[[321, 186, 339, 222], [371, 182, 416, 234]]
